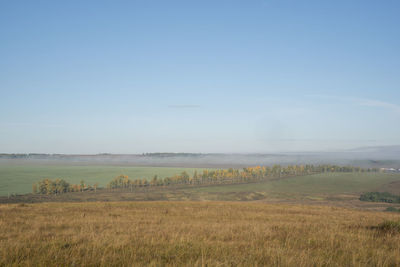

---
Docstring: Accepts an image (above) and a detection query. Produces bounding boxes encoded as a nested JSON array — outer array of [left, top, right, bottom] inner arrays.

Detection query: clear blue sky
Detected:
[[1, 0, 399, 153]]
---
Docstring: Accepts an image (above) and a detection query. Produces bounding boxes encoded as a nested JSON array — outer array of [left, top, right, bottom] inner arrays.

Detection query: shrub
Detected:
[[360, 192, 400, 203], [376, 221, 400, 234], [385, 207, 400, 212]]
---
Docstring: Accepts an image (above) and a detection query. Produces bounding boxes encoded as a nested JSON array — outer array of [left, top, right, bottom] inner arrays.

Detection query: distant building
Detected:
[[381, 168, 400, 173]]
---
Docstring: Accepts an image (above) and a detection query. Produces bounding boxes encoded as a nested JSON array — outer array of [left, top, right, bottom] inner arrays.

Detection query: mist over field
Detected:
[[1, 145, 400, 168]]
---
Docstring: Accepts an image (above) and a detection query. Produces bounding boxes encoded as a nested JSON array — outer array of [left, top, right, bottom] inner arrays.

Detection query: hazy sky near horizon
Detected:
[[1, 0, 400, 153]]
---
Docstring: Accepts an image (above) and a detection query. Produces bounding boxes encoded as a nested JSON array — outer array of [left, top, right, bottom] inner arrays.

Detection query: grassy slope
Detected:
[[1, 201, 400, 266], [0, 164, 208, 196]]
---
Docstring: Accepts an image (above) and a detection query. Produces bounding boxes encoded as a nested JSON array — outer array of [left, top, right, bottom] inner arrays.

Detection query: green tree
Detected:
[[80, 180, 85, 192]]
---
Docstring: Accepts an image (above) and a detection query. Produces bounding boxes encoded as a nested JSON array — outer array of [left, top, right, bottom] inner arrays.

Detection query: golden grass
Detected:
[[1, 201, 400, 266]]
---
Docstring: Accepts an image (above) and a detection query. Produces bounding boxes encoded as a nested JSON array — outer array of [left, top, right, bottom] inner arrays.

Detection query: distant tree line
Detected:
[[107, 164, 379, 190], [32, 179, 99, 195], [142, 153, 203, 157]]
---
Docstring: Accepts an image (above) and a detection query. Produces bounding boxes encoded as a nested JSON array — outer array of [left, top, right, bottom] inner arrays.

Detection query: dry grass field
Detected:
[[1, 201, 400, 266]]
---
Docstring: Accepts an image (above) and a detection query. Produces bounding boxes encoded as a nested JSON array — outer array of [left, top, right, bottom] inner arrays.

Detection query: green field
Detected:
[[189, 172, 400, 197], [2, 162, 400, 202], [0, 164, 208, 196]]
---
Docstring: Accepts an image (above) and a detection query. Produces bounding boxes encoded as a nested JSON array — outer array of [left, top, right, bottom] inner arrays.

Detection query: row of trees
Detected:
[[32, 178, 98, 195], [107, 164, 379, 189], [32, 164, 379, 194]]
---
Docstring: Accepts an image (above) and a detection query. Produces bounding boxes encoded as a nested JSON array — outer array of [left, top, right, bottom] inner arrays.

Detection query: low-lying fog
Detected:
[[1, 145, 399, 169]]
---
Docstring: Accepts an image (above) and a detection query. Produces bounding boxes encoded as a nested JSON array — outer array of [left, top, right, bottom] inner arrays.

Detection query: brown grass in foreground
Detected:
[[1, 202, 400, 266]]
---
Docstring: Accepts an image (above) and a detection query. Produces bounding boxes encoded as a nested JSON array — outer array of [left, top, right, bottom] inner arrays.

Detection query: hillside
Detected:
[[1, 201, 400, 266]]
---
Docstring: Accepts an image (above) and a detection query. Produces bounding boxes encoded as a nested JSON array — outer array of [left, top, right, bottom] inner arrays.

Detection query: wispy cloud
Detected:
[[307, 94, 400, 114], [0, 122, 65, 128], [357, 99, 400, 113], [168, 105, 201, 109]]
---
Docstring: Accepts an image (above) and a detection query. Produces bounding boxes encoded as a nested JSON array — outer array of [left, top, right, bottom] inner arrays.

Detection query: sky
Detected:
[[0, 0, 399, 154]]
